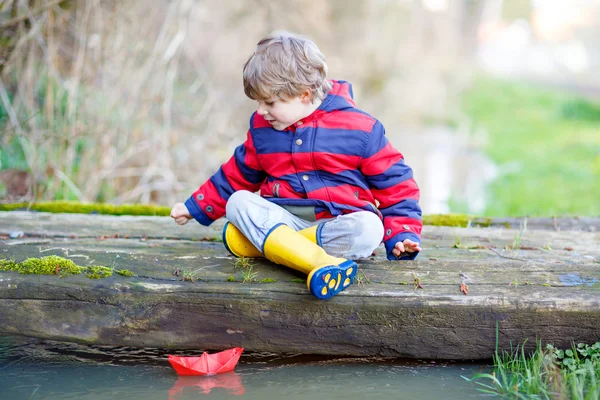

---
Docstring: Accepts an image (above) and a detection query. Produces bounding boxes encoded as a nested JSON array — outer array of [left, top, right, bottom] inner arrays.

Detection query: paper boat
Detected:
[[168, 347, 243, 376]]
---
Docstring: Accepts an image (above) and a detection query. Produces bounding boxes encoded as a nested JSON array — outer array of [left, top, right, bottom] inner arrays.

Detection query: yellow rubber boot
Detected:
[[263, 224, 357, 300], [298, 224, 319, 244], [222, 222, 263, 258], [222, 222, 319, 258]]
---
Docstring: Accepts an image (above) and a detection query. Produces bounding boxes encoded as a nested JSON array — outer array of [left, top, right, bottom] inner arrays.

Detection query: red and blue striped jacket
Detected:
[[185, 80, 422, 260]]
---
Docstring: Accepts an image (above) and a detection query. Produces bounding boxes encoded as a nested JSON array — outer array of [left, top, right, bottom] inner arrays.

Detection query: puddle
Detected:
[[558, 273, 600, 287]]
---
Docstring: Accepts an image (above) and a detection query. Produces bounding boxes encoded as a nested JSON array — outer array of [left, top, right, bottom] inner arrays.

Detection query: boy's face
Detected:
[[256, 94, 313, 131]]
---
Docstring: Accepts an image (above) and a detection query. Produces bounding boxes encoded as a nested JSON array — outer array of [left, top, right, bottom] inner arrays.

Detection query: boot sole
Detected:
[[307, 260, 357, 300]]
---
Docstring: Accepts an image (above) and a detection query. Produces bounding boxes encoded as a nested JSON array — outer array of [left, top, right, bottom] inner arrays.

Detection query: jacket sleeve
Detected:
[[359, 120, 422, 260], [185, 130, 267, 226]]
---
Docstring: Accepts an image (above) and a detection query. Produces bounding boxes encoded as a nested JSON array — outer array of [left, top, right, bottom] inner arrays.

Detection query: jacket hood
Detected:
[[318, 80, 356, 112]]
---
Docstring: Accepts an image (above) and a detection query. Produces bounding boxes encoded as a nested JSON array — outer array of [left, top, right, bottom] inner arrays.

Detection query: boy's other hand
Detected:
[[170, 202, 192, 225], [392, 239, 422, 258]]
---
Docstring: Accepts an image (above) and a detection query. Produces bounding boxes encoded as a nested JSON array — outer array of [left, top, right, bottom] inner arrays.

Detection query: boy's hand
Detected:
[[392, 239, 422, 258], [170, 202, 192, 225]]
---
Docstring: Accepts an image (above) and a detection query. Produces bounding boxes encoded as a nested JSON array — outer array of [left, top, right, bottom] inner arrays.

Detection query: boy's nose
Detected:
[[257, 106, 268, 115]]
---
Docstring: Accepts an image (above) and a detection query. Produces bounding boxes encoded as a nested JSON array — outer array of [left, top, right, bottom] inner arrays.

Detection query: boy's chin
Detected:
[[270, 122, 289, 131]]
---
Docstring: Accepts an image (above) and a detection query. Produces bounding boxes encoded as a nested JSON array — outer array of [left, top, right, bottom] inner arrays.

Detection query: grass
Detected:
[[356, 270, 371, 286], [452, 228, 462, 248], [463, 77, 600, 217], [240, 265, 258, 283], [233, 257, 254, 270], [232, 257, 259, 283], [465, 341, 600, 399], [511, 226, 524, 249]]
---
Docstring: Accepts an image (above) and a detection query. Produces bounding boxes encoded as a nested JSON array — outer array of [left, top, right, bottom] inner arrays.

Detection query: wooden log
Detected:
[[471, 216, 600, 232], [1, 212, 599, 359], [3, 212, 600, 239]]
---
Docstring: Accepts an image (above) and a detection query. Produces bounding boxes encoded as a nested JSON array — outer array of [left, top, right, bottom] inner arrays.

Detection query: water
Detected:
[[0, 336, 488, 400]]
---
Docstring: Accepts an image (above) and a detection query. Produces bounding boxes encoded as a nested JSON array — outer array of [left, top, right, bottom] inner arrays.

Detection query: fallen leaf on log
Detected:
[[459, 282, 469, 295]]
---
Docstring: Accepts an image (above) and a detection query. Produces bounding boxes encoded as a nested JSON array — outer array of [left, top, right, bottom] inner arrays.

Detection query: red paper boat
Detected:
[[168, 347, 243, 376]]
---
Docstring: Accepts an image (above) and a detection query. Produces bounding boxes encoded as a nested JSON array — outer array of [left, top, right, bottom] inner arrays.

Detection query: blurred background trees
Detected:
[[1, 0, 599, 216]]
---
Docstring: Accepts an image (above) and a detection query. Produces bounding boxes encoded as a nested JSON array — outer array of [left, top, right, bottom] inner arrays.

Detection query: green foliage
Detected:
[[452, 228, 462, 249], [463, 77, 600, 216], [0, 92, 10, 126], [260, 278, 277, 283], [561, 99, 600, 122], [0, 201, 170, 216], [508, 226, 525, 250], [85, 265, 113, 279], [0, 259, 18, 270], [226, 275, 235, 282], [0, 256, 134, 280], [548, 343, 600, 372], [18, 255, 83, 276], [289, 278, 306, 283], [233, 257, 254, 270], [182, 270, 195, 282], [356, 270, 371, 285], [179, 267, 205, 283], [240, 265, 258, 283], [465, 341, 600, 399], [423, 214, 471, 227], [0, 137, 29, 170], [230, 257, 259, 283]]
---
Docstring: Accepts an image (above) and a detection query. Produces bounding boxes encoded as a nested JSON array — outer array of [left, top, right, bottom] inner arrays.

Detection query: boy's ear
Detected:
[[300, 89, 313, 103]]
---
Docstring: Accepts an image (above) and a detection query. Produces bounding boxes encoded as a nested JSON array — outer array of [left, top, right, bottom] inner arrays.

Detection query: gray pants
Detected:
[[225, 190, 384, 259]]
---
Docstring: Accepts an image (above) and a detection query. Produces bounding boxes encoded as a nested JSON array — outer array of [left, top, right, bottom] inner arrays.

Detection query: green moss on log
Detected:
[[422, 214, 495, 228], [0, 260, 18, 270], [0, 201, 170, 216], [423, 214, 470, 227], [13, 255, 83, 276], [0, 256, 135, 279], [86, 266, 113, 279], [2, 201, 483, 228]]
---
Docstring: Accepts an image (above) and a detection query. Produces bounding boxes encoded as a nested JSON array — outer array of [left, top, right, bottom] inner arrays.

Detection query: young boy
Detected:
[[170, 31, 422, 300]]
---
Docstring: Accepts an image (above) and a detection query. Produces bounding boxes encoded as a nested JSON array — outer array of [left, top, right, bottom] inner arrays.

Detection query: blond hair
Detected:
[[243, 31, 331, 102]]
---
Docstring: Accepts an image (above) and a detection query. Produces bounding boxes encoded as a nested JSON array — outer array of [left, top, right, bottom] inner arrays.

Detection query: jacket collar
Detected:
[[291, 80, 356, 127]]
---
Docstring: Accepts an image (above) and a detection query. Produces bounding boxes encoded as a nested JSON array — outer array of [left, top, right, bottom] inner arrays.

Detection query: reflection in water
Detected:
[[169, 373, 246, 398]]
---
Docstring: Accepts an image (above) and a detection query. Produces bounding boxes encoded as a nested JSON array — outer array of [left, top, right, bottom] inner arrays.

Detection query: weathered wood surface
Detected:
[[470, 216, 600, 232], [1, 211, 599, 360], [3, 211, 600, 238]]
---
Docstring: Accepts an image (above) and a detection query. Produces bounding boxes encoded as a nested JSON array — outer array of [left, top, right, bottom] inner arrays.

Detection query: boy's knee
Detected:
[[351, 211, 384, 253], [225, 190, 254, 219]]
